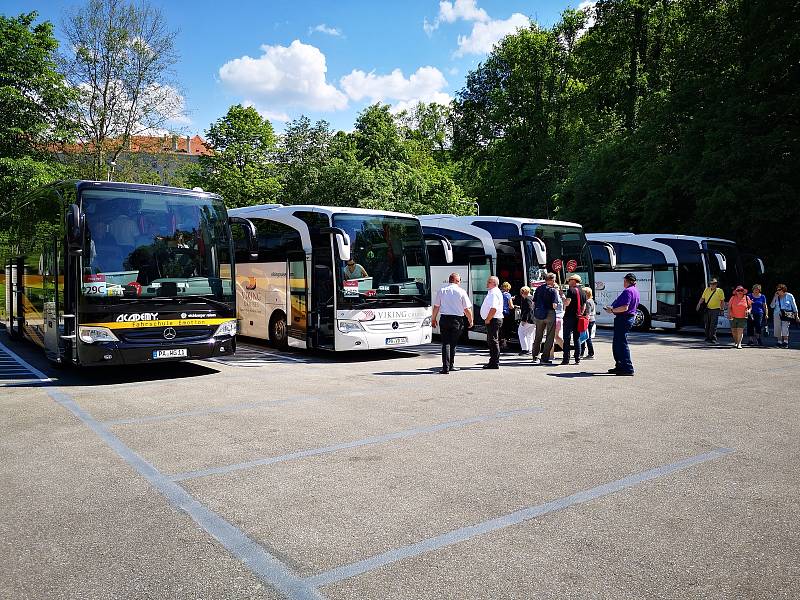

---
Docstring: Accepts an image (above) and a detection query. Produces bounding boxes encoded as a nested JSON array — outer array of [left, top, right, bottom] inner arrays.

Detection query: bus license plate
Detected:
[[385, 337, 408, 346], [152, 349, 188, 359]]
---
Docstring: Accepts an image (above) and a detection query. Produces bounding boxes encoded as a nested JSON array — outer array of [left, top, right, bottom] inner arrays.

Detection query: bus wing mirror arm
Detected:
[[66, 204, 84, 254], [229, 216, 259, 260], [424, 233, 453, 264], [321, 227, 351, 262], [532, 237, 547, 267], [715, 253, 727, 273]]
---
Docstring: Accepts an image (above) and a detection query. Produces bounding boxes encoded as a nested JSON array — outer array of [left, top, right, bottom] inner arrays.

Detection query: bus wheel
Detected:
[[633, 305, 651, 331], [269, 312, 288, 349]]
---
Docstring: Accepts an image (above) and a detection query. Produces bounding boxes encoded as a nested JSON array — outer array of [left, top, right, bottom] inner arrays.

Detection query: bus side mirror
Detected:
[[66, 204, 84, 254], [321, 227, 351, 262], [229, 217, 258, 260], [532, 238, 547, 267], [756, 258, 765, 275], [424, 233, 453, 264], [590, 242, 617, 270], [715, 253, 727, 273]]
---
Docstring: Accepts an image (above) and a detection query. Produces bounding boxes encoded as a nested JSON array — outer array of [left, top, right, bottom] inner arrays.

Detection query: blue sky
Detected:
[[9, 0, 586, 135]]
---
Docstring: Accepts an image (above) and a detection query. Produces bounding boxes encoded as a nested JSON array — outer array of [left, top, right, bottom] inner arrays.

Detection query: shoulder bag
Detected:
[[778, 295, 799, 323]]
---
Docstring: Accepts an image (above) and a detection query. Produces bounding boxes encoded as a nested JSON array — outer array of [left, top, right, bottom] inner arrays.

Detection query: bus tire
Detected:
[[269, 311, 288, 349], [633, 305, 651, 331]]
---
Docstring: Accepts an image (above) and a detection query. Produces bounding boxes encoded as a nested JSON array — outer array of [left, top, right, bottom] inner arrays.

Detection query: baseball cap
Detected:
[[624, 273, 637, 282]]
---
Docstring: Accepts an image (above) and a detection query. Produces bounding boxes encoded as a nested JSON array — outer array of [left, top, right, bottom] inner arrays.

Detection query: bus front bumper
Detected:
[[77, 335, 236, 366], [334, 326, 432, 351]]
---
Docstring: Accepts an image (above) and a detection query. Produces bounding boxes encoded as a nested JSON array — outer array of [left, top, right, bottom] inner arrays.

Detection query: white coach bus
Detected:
[[227, 205, 437, 351], [420, 215, 595, 340], [588, 233, 764, 330]]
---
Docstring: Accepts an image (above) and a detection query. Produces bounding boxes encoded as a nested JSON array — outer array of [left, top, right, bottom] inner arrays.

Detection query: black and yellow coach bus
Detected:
[[2, 181, 239, 366]]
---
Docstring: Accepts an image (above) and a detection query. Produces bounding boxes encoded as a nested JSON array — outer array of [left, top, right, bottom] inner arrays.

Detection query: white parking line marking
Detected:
[[170, 407, 544, 482], [0, 340, 323, 600], [307, 448, 735, 587]]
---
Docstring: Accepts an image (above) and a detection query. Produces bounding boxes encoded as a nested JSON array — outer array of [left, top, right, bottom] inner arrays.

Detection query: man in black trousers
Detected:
[[431, 273, 474, 374]]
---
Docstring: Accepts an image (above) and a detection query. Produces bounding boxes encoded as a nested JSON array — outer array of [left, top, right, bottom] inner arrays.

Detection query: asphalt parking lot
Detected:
[[1, 328, 798, 600]]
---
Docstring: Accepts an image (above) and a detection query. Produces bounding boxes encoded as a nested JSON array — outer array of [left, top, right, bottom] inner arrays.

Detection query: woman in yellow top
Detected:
[[696, 278, 726, 343], [727, 286, 752, 349]]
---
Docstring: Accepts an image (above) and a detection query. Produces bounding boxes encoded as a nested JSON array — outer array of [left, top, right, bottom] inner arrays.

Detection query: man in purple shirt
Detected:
[[603, 273, 640, 376]]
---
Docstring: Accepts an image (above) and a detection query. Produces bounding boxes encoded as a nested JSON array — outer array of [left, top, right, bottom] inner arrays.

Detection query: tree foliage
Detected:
[[0, 12, 75, 232], [193, 104, 281, 208], [452, 0, 800, 287]]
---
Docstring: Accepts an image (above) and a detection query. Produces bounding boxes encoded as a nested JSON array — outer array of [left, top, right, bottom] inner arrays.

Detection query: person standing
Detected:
[[517, 286, 535, 356], [603, 273, 641, 376], [746, 284, 767, 346], [531, 273, 559, 365], [431, 273, 474, 374], [561, 274, 588, 365], [726, 286, 752, 349], [581, 286, 596, 359], [696, 278, 725, 343], [771, 284, 798, 348], [552, 285, 565, 361], [499, 282, 515, 352], [480, 275, 504, 369]]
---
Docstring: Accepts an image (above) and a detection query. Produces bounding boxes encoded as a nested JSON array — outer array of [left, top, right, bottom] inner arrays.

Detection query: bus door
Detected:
[[311, 246, 335, 350], [468, 256, 492, 336], [286, 251, 309, 349]]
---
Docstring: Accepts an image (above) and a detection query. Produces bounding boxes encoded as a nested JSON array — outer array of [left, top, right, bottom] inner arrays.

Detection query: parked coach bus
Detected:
[[420, 215, 594, 341], [227, 205, 437, 351], [588, 233, 764, 330], [3, 181, 238, 366]]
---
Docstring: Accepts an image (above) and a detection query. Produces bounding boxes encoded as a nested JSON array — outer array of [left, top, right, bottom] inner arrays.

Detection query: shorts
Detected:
[[731, 317, 747, 329]]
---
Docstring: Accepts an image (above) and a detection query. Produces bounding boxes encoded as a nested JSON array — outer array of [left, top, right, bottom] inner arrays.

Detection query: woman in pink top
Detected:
[[727, 286, 752, 349]]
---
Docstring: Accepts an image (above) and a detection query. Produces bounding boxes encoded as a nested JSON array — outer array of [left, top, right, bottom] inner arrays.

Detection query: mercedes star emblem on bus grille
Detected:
[[392, 321, 399, 330], [163, 327, 177, 340]]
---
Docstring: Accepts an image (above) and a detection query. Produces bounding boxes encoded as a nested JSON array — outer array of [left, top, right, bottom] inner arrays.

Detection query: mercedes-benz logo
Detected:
[[163, 327, 177, 340], [392, 321, 399, 330]]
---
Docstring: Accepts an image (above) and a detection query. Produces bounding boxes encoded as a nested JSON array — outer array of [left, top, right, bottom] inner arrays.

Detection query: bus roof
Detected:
[[588, 232, 736, 245], [71, 180, 223, 200], [419, 215, 583, 229], [230, 204, 419, 220]]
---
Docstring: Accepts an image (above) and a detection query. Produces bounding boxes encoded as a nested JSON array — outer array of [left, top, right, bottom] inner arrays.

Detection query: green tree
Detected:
[[277, 116, 334, 205], [0, 12, 75, 234], [193, 104, 281, 207]]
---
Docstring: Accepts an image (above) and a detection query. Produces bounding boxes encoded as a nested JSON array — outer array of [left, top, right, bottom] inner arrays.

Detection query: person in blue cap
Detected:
[[603, 272, 640, 376]]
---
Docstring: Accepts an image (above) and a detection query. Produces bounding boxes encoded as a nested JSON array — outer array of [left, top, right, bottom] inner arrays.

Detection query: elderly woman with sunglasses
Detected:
[[771, 284, 798, 348], [727, 286, 752, 349]]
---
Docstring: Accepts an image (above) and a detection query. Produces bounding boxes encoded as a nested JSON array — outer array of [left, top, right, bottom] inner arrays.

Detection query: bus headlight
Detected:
[[337, 319, 364, 333], [79, 326, 119, 344], [422, 316, 432, 327], [212, 319, 238, 338]]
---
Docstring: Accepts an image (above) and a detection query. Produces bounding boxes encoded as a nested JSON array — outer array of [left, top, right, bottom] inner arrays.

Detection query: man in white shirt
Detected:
[[432, 273, 474, 374], [480, 275, 504, 369]]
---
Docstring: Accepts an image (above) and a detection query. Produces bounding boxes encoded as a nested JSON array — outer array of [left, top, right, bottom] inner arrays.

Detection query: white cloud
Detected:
[[425, 0, 489, 35], [218, 40, 348, 114], [439, 0, 489, 24], [309, 23, 342, 37], [577, 1, 597, 33], [454, 13, 530, 56], [340, 66, 451, 112]]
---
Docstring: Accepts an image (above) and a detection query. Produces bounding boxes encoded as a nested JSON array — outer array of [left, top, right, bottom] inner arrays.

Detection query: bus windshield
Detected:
[[522, 223, 592, 285], [333, 214, 430, 306], [81, 188, 232, 302]]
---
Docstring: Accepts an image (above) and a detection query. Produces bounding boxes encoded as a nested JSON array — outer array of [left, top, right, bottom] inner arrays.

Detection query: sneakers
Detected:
[[615, 371, 634, 376], [531, 357, 539, 364], [608, 367, 620, 373], [482, 363, 499, 369], [439, 368, 449, 374]]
